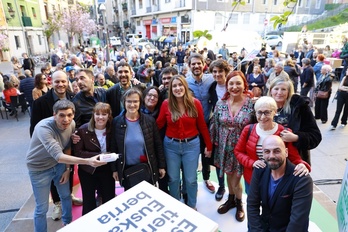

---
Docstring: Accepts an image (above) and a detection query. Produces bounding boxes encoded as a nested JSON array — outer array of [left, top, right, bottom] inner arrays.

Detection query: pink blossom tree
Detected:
[[0, 31, 9, 51], [53, 5, 97, 48]]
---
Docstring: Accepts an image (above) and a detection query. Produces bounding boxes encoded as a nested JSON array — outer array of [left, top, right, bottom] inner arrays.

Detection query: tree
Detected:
[[230, 0, 298, 29], [43, 15, 61, 48], [193, 30, 213, 40], [0, 30, 9, 52], [52, 4, 97, 48]]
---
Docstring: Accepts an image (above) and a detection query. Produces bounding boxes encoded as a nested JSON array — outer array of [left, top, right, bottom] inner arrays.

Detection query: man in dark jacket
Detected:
[[247, 135, 313, 232], [22, 53, 35, 75], [300, 58, 314, 97], [106, 61, 145, 118], [20, 70, 35, 110]]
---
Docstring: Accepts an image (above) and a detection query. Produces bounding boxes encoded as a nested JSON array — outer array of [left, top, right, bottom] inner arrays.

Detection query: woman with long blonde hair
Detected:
[[157, 75, 212, 210]]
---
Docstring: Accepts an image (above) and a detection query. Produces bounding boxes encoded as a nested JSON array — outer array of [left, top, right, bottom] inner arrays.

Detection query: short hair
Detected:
[[209, 59, 231, 73], [284, 59, 294, 67], [302, 58, 311, 66], [322, 64, 332, 73], [122, 88, 143, 111], [317, 54, 325, 62], [116, 60, 132, 73], [254, 96, 277, 112], [188, 53, 204, 66], [88, 102, 113, 132], [53, 99, 75, 114], [160, 67, 178, 77], [75, 69, 94, 79], [24, 69, 32, 77], [275, 61, 284, 69], [4, 81, 13, 90], [266, 58, 276, 67]]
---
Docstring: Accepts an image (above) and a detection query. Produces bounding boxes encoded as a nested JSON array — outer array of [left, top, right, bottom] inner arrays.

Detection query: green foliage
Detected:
[[270, 0, 298, 29], [286, 8, 348, 32], [325, 4, 340, 11], [193, 30, 213, 40]]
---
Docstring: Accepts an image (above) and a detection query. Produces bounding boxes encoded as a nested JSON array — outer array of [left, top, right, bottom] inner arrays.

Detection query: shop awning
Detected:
[[158, 36, 167, 42], [164, 36, 180, 43]]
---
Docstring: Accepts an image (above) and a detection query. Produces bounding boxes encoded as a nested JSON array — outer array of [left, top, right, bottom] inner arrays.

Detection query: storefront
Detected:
[[160, 17, 177, 36], [180, 15, 191, 44]]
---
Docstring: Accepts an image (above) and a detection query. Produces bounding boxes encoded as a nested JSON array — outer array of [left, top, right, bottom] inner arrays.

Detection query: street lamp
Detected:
[[99, 3, 110, 63]]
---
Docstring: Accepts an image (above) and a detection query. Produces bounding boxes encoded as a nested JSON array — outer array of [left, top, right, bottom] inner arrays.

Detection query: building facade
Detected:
[[101, 0, 325, 45]]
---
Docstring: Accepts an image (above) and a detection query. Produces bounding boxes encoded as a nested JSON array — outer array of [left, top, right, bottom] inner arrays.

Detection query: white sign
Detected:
[[337, 162, 348, 232], [59, 181, 219, 232]]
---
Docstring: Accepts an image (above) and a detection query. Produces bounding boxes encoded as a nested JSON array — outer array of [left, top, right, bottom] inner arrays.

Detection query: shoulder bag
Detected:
[[316, 90, 329, 99], [123, 163, 153, 189]]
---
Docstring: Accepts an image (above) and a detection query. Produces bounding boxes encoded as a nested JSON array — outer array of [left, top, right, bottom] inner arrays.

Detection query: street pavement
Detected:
[[0, 61, 345, 231]]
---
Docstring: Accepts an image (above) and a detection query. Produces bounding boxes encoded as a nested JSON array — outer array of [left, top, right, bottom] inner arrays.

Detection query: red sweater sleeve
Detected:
[[156, 99, 168, 130], [195, 99, 212, 151]]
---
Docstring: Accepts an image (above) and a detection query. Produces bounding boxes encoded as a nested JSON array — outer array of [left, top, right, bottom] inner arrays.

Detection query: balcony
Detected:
[[22, 16, 33, 27], [122, 3, 128, 11], [146, 6, 152, 13], [123, 20, 129, 28], [131, 9, 136, 15]]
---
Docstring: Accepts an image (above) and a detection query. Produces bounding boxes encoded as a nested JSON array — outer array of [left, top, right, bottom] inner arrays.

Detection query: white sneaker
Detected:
[[340, 124, 347, 128], [329, 125, 336, 130], [51, 202, 62, 221]]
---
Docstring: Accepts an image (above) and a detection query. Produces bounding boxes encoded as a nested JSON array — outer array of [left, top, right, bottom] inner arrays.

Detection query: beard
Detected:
[[267, 158, 285, 170]]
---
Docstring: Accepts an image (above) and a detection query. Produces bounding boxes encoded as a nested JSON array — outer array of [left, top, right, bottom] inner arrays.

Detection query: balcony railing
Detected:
[[22, 16, 33, 27], [146, 7, 152, 13]]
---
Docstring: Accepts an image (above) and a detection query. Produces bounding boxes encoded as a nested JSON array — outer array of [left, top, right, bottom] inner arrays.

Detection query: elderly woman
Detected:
[[111, 88, 166, 190], [74, 103, 115, 215], [331, 69, 348, 130], [247, 65, 265, 91], [210, 71, 255, 222], [314, 64, 333, 124], [268, 76, 321, 164], [141, 86, 162, 119], [235, 96, 311, 193]]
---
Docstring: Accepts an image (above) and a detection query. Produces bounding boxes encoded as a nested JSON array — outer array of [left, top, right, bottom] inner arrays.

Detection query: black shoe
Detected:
[[182, 193, 188, 205], [217, 194, 236, 214], [215, 187, 225, 201], [322, 121, 327, 124]]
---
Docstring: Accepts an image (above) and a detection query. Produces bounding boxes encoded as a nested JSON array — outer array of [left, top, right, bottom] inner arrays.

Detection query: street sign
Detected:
[[264, 19, 268, 26]]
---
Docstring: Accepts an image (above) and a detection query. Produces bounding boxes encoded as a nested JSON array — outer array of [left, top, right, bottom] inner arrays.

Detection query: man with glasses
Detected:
[[158, 67, 178, 100]]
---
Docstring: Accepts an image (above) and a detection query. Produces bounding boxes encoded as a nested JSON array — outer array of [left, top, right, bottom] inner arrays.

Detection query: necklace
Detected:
[[275, 108, 283, 116]]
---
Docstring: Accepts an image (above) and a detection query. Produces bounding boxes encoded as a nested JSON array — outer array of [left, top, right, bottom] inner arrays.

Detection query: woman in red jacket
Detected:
[[235, 96, 311, 194]]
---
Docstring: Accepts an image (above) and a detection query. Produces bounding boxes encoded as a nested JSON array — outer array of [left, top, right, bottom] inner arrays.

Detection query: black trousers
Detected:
[[332, 91, 348, 127], [199, 134, 211, 181], [78, 167, 115, 215], [315, 97, 329, 122]]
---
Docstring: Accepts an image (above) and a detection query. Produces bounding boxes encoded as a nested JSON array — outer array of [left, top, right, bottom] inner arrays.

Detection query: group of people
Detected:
[[14, 42, 325, 232]]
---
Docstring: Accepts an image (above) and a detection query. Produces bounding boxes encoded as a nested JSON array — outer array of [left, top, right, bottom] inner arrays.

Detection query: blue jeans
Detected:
[[163, 136, 200, 208], [29, 163, 72, 232]]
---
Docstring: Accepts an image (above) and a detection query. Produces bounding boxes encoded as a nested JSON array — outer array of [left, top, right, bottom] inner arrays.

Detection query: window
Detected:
[[247, 0, 251, 3], [165, 0, 170, 3], [305, 0, 310, 8], [273, 0, 277, 5], [20, 5, 26, 16], [230, 13, 238, 24], [315, 0, 321, 9], [263, 0, 267, 4], [259, 14, 266, 24], [243, 13, 250, 24], [215, 14, 223, 24], [139, 0, 143, 8], [37, 35, 42, 45], [31, 7, 37, 18], [15, 36, 21, 49]]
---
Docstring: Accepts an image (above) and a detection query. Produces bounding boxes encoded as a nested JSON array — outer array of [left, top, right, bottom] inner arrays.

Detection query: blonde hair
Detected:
[[168, 75, 197, 122], [268, 76, 294, 114]]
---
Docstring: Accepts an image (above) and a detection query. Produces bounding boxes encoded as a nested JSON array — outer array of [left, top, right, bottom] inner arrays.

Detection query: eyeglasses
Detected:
[[147, 93, 158, 99], [125, 100, 140, 104], [256, 110, 273, 117]]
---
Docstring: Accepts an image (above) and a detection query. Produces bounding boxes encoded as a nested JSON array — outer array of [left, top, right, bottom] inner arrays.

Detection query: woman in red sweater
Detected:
[[157, 75, 212, 210], [2, 81, 20, 116], [234, 96, 311, 194]]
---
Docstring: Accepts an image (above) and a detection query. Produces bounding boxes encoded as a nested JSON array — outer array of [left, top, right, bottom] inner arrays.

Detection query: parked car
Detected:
[[265, 35, 283, 47], [136, 42, 158, 53], [109, 36, 122, 46]]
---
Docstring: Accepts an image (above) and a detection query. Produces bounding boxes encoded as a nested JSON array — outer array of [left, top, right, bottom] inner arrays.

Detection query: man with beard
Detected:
[[106, 61, 145, 117], [247, 135, 313, 232], [30, 71, 78, 221], [186, 53, 215, 194], [73, 69, 107, 128], [158, 67, 178, 100]]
